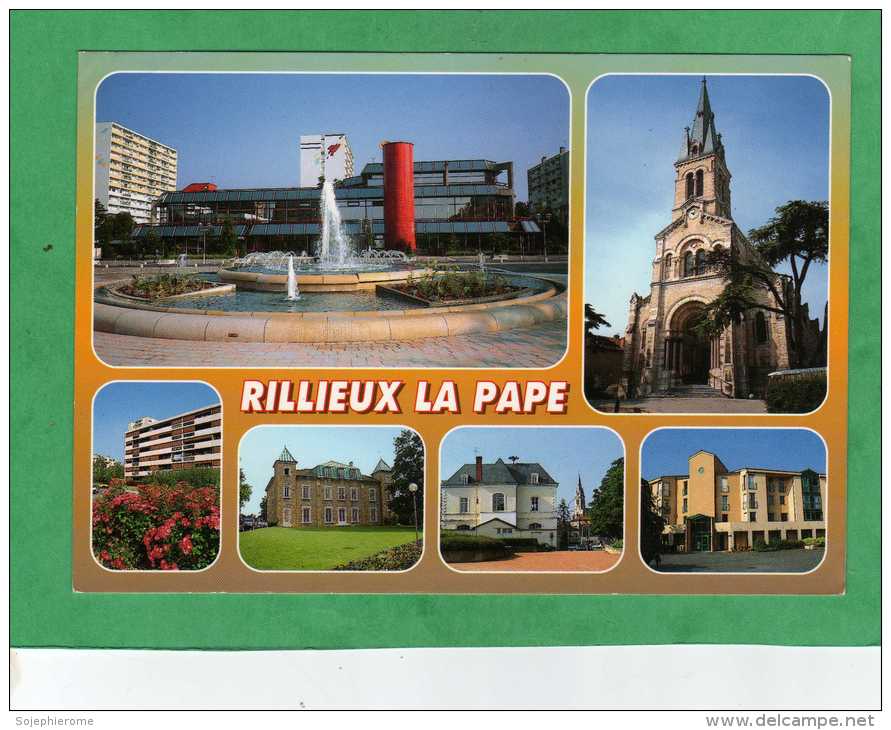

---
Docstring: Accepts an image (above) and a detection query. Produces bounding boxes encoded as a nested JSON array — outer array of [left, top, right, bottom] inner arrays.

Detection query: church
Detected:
[[622, 78, 801, 400]]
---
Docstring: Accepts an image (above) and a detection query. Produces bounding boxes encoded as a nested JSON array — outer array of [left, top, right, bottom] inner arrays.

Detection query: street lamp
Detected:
[[408, 482, 419, 545], [537, 212, 552, 263]]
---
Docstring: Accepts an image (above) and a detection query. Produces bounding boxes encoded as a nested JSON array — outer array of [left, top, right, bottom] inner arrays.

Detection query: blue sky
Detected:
[[642, 429, 826, 480], [93, 382, 220, 462], [440, 427, 624, 506], [586, 74, 830, 334], [96, 73, 569, 201], [239, 425, 410, 515]]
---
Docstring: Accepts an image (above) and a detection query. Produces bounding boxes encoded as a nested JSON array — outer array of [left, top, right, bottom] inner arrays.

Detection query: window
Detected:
[[682, 482, 688, 496], [492, 493, 505, 512], [302, 485, 310, 499], [337, 487, 346, 500], [779, 495, 785, 505], [459, 497, 469, 514], [682, 498, 688, 513], [496, 528, 513, 535], [350, 487, 358, 501], [338, 508, 346, 523], [460, 473, 469, 485], [283, 485, 291, 499], [351, 508, 359, 523], [748, 494, 758, 510], [755, 311, 768, 344], [663, 253, 673, 279], [528, 522, 542, 529], [683, 251, 695, 277], [530, 472, 540, 484], [695, 249, 706, 275], [747, 475, 757, 490], [720, 476, 729, 493], [324, 486, 332, 500], [721, 495, 729, 511], [662, 483, 670, 498], [370, 507, 378, 522], [721, 514, 729, 522], [768, 495, 775, 505], [695, 169, 704, 197], [531, 496, 540, 512], [301, 507, 311, 524], [324, 507, 333, 524], [749, 512, 757, 522], [369, 487, 376, 501], [685, 172, 694, 199], [780, 513, 788, 522], [768, 480, 775, 493], [284, 467, 289, 475]]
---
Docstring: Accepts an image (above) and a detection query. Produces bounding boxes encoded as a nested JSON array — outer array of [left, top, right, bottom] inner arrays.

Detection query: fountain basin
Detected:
[[218, 266, 433, 292], [93, 274, 566, 343]]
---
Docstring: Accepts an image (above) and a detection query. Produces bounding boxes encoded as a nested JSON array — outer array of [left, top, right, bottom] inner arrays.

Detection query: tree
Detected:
[[259, 494, 268, 522], [112, 211, 135, 243], [698, 200, 829, 368], [584, 304, 611, 336], [514, 201, 530, 218], [92, 455, 123, 485], [588, 457, 624, 541], [239, 468, 252, 512], [555, 498, 571, 549], [144, 225, 161, 259], [219, 216, 238, 256], [387, 430, 424, 526], [639, 478, 665, 567]]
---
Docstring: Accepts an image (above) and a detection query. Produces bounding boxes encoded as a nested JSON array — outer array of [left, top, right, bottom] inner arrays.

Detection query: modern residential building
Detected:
[[133, 154, 540, 253], [648, 450, 827, 552], [440, 456, 558, 547], [95, 122, 178, 224], [123, 403, 221, 478], [299, 133, 354, 187], [264, 447, 394, 528], [527, 146, 569, 223]]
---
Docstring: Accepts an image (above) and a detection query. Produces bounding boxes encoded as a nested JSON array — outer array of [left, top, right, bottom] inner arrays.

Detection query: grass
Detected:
[[238, 526, 421, 570]]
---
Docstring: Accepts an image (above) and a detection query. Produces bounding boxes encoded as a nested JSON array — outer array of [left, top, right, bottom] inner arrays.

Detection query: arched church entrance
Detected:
[[664, 302, 711, 385]]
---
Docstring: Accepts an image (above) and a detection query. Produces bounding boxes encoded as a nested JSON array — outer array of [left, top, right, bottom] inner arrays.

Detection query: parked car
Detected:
[[239, 515, 256, 532]]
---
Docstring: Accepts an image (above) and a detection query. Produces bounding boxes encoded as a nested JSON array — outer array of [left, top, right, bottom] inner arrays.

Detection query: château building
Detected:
[[263, 446, 393, 527]]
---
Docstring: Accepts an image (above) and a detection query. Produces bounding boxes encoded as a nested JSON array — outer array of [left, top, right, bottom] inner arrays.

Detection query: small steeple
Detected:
[[276, 445, 297, 463], [678, 77, 723, 162], [372, 458, 391, 473]]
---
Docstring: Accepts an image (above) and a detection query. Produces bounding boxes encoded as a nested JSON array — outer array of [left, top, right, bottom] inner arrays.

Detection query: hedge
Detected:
[[753, 538, 804, 552], [765, 371, 827, 413], [334, 541, 422, 571]]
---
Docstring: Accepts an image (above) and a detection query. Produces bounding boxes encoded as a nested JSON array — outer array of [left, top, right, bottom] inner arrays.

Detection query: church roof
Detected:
[[372, 458, 392, 473], [442, 457, 557, 486], [276, 445, 297, 463], [677, 77, 724, 163]]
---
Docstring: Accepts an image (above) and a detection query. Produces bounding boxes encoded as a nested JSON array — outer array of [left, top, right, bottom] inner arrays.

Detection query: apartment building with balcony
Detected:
[[648, 450, 826, 552], [123, 403, 221, 479], [95, 121, 178, 224], [527, 146, 569, 223]]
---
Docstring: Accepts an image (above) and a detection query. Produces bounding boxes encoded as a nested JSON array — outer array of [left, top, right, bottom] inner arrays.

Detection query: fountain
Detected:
[[177, 253, 188, 268], [478, 251, 486, 273], [318, 178, 350, 267], [286, 255, 300, 301]]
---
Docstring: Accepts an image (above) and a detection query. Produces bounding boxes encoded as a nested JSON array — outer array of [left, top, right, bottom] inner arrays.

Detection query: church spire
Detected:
[[678, 77, 724, 162]]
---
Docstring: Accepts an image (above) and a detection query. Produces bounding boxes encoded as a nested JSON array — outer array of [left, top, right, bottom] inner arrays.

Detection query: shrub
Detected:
[[92, 481, 220, 570], [120, 273, 211, 300], [609, 539, 623, 549], [803, 537, 826, 548], [439, 532, 503, 551], [765, 371, 827, 413], [499, 537, 544, 552], [139, 468, 220, 490], [334, 541, 422, 571], [754, 538, 803, 552]]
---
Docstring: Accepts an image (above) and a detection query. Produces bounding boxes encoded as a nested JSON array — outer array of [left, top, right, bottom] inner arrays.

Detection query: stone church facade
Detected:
[[264, 446, 394, 528], [623, 78, 794, 400]]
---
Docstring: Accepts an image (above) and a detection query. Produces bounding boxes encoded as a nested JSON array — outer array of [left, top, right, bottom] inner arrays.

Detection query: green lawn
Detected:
[[239, 526, 420, 570]]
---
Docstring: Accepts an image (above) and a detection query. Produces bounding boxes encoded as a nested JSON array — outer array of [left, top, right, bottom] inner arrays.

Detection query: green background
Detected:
[[11, 11, 880, 649]]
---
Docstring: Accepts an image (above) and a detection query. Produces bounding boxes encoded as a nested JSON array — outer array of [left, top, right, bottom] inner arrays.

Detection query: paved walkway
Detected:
[[449, 550, 620, 572], [656, 549, 824, 573], [94, 318, 567, 368], [591, 397, 768, 414]]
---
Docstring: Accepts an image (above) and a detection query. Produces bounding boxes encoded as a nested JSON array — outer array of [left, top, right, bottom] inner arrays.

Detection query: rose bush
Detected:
[[92, 481, 220, 570]]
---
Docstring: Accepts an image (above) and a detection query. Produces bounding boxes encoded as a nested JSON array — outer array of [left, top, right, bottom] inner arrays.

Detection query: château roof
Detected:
[[276, 445, 297, 463], [372, 458, 392, 473], [677, 77, 724, 163]]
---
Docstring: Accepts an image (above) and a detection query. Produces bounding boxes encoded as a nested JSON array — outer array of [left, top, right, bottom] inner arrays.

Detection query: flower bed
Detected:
[[333, 541, 422, 571], [383, 269, 527, 307], [117, 273, 221, 301], [92, 481, 220, 570]]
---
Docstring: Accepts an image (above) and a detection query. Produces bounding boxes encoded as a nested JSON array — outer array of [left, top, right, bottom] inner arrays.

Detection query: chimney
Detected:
[[475, 456, 483, 482], [559, 146, 566, 154]]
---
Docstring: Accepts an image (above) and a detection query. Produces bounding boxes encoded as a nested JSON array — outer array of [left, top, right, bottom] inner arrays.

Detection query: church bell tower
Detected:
[[673, 77, 732, 220]]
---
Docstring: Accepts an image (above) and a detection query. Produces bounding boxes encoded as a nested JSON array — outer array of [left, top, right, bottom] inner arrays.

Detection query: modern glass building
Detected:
[[132, 158, 543, 254]]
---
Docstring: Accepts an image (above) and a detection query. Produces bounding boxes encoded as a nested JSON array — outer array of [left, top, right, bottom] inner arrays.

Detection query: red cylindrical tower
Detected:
[[382, 141, 416, 252]]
